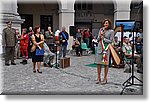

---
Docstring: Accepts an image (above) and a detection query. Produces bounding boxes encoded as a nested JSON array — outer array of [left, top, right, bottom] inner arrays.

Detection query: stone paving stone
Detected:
[[1, 55, 143, 95]]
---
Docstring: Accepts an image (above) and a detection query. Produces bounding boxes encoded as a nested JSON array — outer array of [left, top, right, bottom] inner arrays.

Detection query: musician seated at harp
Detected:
[[111, 36, 121, 66], [112, 36, 121, 53], [122, 36, 143, 72]]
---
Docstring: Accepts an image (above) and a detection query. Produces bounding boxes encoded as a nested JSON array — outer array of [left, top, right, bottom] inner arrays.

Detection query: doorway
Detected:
[[20, 14, 33, 30], [40, 15, 53, 33]]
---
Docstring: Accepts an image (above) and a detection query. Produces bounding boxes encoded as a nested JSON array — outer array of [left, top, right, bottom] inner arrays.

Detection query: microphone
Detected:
[[101, 27, 105, 36], [102, 27, 106, 32]]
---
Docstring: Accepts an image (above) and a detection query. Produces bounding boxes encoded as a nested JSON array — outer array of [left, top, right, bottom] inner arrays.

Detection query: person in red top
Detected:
[[85, 29, 90, 38], [19, 28, 29, 64], [84, 28, 91, 47]]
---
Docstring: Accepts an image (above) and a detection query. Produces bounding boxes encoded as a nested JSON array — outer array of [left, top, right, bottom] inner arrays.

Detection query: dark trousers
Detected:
[[48, 44, 55, 53], [5, 46, 15, 64], [72, 45, 82, 56], [28, 45, 32, 58]]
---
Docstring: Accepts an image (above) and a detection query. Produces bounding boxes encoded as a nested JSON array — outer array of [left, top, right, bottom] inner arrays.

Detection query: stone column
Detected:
[[0, 0, 24, 54], [58, 0, 75, 50], [114, 0, 131, 24]]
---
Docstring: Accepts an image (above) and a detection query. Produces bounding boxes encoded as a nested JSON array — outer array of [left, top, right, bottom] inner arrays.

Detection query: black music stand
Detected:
[[115, 20, 143, 95]]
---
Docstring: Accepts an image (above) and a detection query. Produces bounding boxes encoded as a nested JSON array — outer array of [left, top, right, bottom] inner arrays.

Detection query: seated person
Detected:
[[135, 37, 143, 54], [112, 36, 121, 52], [122, 37, 143, 73], [72, 39, 82, 56], [43, 42, 55, 67], [112, 36, 121, 66], [92, 35, 98, 54]]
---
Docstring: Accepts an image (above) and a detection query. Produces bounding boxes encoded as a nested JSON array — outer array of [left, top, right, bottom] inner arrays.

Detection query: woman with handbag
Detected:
[[95, 19, 114, 84], [31, 26, 44, 73]]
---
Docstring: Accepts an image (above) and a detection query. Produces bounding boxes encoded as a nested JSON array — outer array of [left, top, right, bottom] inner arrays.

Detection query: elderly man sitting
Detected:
[[43, 42, 55, 67], [122, 36, 143, 73]]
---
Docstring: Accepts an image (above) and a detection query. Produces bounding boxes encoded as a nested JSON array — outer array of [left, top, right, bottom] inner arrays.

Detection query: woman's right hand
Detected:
[[101, 36, 104, 39], [100, 31, 104, 36], [100, 27, 105, 36]]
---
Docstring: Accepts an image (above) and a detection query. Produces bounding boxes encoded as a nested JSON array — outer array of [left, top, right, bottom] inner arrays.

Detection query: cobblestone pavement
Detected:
[[1, 54, 143, 95]]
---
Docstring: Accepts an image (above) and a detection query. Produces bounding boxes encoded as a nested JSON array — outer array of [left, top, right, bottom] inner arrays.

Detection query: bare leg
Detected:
[[96, 64, 101, 84], [102, 65, 109, 84], [37, 62, 42, 73], [33, 62, 36, 73]]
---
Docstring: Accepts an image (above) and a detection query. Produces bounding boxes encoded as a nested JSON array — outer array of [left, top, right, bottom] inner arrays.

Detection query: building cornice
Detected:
[[58, 9, 75, 13], [114, 9, 131, 13]]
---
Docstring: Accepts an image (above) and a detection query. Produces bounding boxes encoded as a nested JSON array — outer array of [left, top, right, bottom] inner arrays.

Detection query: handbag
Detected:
[[35, 48, 45, 56]]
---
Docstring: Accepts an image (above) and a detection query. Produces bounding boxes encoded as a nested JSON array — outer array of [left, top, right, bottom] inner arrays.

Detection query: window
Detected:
[[87, 4, 92, 10], [75, 2, 93, 10], [77, 4, 81, 10], [82, 3, 87, 10], [20, 14, 33, 30], [40, 15, 53, 33]]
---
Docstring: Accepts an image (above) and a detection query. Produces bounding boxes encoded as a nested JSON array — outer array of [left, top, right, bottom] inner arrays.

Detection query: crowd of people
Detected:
[[2, 21, 54, 73], [2, 19, 143, 84], [72, 28, 98, 56]]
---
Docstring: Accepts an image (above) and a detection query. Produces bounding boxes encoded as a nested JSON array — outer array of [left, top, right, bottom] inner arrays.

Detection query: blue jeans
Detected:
[[59, 45, 67, 59]]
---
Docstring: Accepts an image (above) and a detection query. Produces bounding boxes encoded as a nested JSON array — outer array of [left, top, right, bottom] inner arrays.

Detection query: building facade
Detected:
[[0, 0, 143, 53]]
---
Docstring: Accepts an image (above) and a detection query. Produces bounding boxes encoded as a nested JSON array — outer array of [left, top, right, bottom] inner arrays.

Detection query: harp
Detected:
[[110, 26, 124, 67]]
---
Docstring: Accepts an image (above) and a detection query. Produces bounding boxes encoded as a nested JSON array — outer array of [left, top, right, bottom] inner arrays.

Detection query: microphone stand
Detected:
[[54, 43, 59, 69]]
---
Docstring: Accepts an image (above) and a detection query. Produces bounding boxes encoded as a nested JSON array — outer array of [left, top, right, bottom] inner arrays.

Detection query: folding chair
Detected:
[[70, 48, 76, 56], [81, 43, 91, 55]]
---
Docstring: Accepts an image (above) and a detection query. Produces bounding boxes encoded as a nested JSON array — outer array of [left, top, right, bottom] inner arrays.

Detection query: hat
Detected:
[[129, 34, 132, 37], [123, 36, 128, 38]]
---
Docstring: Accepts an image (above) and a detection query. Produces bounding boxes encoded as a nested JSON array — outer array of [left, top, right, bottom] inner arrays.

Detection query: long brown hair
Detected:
[[34, 26, 40, 34], [102, 18, 112, 30]]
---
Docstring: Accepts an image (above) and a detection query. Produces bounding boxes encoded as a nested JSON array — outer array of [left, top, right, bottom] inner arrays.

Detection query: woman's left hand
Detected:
[[38, 46, 42, 50]]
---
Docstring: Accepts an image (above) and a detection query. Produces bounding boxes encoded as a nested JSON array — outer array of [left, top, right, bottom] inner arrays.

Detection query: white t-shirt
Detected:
[[92, 39, 98, 47]]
